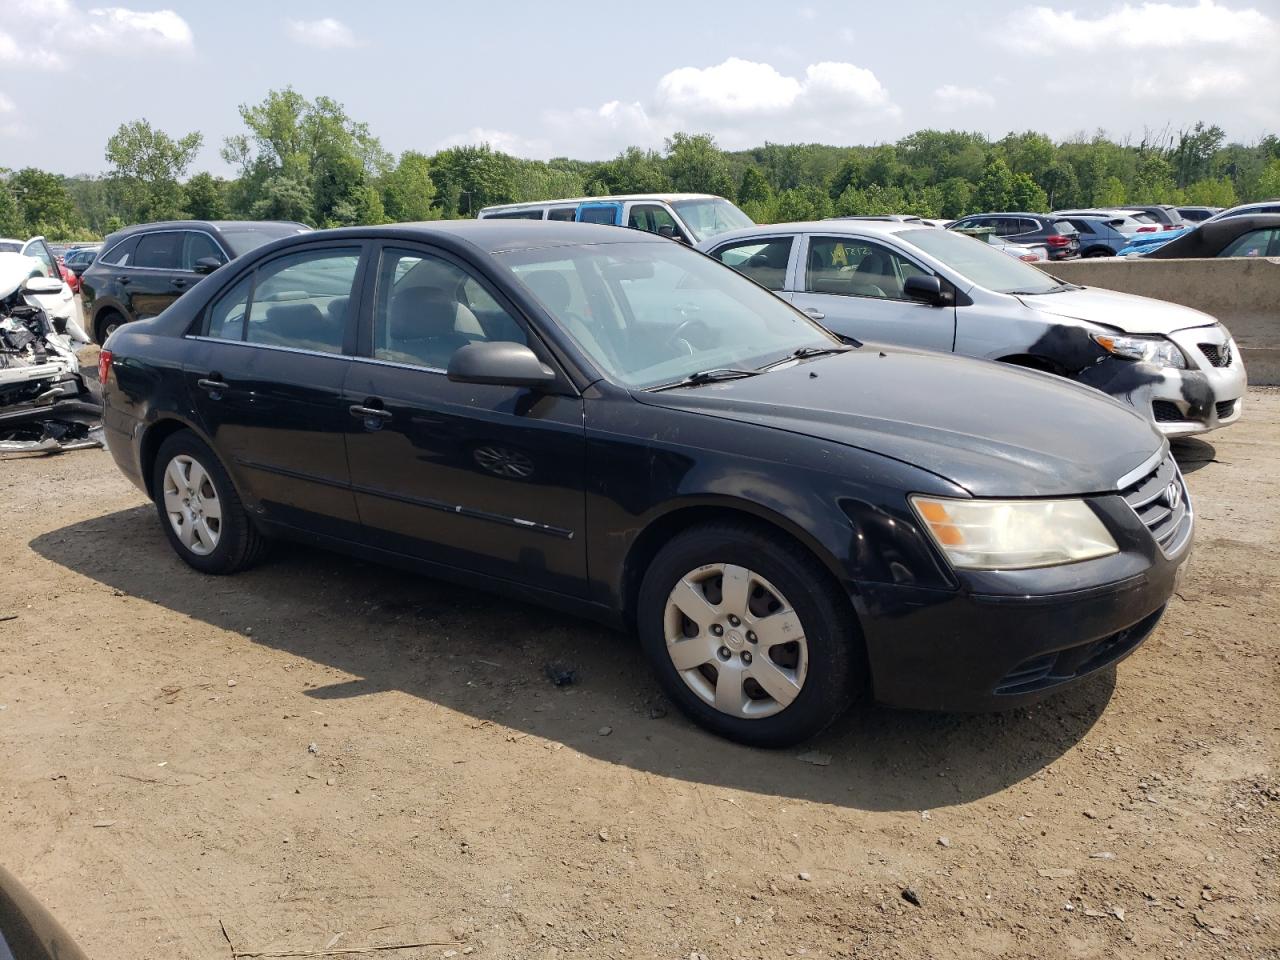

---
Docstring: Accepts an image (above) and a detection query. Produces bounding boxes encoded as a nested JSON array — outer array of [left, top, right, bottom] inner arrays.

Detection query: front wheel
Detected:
[[637, 521, 860, 747], [151, 430, 268, 574]]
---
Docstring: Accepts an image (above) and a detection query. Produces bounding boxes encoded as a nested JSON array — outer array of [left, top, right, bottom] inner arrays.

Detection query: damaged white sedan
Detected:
[[0, 253, 103, 454]]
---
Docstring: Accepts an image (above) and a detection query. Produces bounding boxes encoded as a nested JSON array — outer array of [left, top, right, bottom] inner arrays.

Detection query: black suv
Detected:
[[947, 213, 1080, 260], [80, 220, 310, 343]]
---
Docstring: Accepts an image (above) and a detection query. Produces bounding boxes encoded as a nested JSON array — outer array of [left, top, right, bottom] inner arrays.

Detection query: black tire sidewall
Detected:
[[151, 431, 249, 574], [637, 523, 856, 747]]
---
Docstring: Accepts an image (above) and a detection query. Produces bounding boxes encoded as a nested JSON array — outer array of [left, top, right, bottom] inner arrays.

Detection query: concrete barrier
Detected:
[[1040, 256, 1280, 384]]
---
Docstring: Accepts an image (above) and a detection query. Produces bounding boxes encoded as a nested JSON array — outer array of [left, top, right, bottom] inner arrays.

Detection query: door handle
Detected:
[[118, 276, 131, 285], [803, 307, 826, 320], [197, 377, 230, 394], [171, 277, 189, 288], [349, 403, 393, 423]]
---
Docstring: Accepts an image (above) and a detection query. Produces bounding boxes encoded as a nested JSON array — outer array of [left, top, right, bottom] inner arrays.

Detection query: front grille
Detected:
[[1198, 342, 1232, 367], [1152, 400, 1184, 423], [1120, 455, 1191, 555], [1215, 399, 1236, 419], [994, 607, 1164, 696]]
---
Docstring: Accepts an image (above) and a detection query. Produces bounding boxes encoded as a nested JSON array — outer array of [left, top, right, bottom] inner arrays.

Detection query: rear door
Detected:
[[788, 234, 955, 352], [184, 241, 367, 539], [706, 235, 797, 294]]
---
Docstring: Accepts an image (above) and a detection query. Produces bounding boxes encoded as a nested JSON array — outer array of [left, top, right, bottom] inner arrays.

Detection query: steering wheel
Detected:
[[665, 318, 709, 356]]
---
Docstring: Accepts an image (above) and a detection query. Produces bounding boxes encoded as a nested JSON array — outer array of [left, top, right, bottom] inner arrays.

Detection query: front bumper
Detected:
[[854, 463, 1191, 712], [1079, 325, 1247, 437]]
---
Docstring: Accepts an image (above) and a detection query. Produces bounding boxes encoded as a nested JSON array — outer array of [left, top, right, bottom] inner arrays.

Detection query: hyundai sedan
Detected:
[[101, 222, 1189, 746]]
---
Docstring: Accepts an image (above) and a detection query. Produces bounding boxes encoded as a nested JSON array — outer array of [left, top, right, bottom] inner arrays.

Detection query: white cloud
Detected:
[[0, 93, 14, 114], [1130, 63, 1249, 100], [434, 127, 552, 158], [1004, 0, 1277, 54], [441, 56, 899, 159], [284, 18, 361, 49], [655, 58, 803, 116], [933, 84, 995, 111], [76, 7, 193, 52], [0, 3, 192, 66]]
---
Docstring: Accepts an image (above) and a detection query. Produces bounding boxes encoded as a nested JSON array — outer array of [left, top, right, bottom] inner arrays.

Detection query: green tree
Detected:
[[1040, 162, 1079, 209], [596, 147, 670, 194], [973, 155, 1015, 211], [8, 168, 82, 236], [0, 180, 24, 236], [1095, 176, 1127, 207], [664, 133, 735, 198], [105, 119, 202, 221], [738, 166, 773, 207], [1182, 178, 1237, 207], [1170, 122, 1226, 188], [1255, 159, 1280, 199], [183, 172, 227, 220], [430, 144, 519, 217], [1131, 151, 1177, 203], [381, 151, 438, 222], [250, 174, 313, 222], [1009, 172, 1048, 211], [937, 177, 974, 218]]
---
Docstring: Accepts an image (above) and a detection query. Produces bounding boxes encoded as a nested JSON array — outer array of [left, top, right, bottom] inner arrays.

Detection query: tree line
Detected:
[[2, 86, 1278, 241]]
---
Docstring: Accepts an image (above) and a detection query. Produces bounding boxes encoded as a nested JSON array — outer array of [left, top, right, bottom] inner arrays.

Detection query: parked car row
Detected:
[[99, 219, 1201, 746]]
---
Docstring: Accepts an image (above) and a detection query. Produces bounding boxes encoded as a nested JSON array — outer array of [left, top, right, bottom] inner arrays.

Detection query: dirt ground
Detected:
[[1, 389, 1276, 960]]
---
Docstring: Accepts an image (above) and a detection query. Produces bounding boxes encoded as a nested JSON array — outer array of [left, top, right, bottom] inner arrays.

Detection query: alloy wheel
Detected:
[[161, 454, 222, 556], [664, 563, 808, 719]]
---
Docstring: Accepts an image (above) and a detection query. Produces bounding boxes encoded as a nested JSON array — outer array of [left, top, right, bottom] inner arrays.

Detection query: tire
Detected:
[[151, 430, 268, 574], [95, 309, 125, 345], [1084, 248, 1113, 258], [637, 520, 860, 747]]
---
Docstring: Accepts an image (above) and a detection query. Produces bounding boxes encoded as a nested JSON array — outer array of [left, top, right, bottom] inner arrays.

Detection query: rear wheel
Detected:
[[151, 430, 267, 574], [637, 521, 859, 747], [94, 309, 124, 345]]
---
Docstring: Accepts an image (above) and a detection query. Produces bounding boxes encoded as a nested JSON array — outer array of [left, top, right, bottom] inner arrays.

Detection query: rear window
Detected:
[[483, 209, 546, 220], [100, 235, 139, 266], [547, 207, 577, 222], [0, 241, 20, 253], [1052, 220, 1078, 235]]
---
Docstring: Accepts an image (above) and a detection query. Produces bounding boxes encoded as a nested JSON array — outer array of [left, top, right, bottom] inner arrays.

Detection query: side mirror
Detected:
[[447, 341, 557, 390], [904, 274, 946, 306], [22, 276, 64, 294], [193, 257, 222, 275]]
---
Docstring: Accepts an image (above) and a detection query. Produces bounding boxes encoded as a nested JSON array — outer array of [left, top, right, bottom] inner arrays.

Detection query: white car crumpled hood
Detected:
[[1024, 285, 1220, 335]]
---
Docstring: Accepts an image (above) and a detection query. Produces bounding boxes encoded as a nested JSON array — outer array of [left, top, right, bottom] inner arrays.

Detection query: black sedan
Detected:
[[100, 221, 1190, 746], [1144, 213, 1280, 259]]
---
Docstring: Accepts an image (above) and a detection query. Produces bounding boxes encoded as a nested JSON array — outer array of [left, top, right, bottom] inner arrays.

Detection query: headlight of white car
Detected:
[[910, 496, 1119, 570], [1091, 333, 1187, 369]]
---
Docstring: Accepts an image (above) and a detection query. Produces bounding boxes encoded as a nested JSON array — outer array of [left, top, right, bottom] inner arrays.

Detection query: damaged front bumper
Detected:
[[1078, 323, 1248, 438]]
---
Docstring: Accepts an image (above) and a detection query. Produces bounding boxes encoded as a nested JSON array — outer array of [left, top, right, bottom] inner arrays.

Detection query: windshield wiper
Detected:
[[760, 345, 853, 369], [650, 367, 764, 391]]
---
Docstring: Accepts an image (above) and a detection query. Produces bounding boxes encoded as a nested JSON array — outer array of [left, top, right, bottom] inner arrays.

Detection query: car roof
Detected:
[[479, 194, 722, 212], [958, 212, 1057, 219], [253, 220, 672, 255], [701, 220, 919, 245], [109, 219, 311, 236]]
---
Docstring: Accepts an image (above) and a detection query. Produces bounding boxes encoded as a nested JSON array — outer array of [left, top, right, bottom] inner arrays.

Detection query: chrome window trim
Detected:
[[184, 334, 349, 360], [1114, 444, 1169, 491], [116, 229, 232, 273]]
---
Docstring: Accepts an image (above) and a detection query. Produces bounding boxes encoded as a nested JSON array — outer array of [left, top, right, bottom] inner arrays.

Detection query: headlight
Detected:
[[910, 496, 1118, 570], [1092, 333, 1186, 369]]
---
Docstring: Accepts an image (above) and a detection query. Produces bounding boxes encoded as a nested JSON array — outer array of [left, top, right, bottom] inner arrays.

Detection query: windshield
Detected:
[[669, 198, 754, 242], [498, 240, 836, 388], [218, 223, 313, 257], [904, 229, 1061, 294]]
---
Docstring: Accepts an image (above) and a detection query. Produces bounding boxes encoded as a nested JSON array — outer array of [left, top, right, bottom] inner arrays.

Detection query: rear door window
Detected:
[[233, 248, 361, 354], [100, 236, 140, 266], [710, 237, 793, 291], [547, 206, 577, 221], [134, 232, 184, 270]]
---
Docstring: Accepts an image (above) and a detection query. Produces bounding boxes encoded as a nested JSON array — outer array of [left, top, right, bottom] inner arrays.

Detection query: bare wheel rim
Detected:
[[664, 563, 809, 720], [161, 454, 222, 556]]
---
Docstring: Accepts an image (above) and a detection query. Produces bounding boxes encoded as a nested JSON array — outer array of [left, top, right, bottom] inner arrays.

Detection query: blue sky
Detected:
[[2, 0, 1278, 175]]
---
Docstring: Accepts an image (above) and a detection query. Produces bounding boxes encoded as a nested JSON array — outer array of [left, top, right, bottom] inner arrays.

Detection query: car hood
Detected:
[[635, 349, 1163, 498], [0, 253, 41, 298], [1022, 285, 1218, 335]]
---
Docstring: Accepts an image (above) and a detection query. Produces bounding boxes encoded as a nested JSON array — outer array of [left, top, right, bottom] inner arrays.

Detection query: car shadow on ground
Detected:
[[32, 507, 1116, 813], [1171, 437, 1217, 475]]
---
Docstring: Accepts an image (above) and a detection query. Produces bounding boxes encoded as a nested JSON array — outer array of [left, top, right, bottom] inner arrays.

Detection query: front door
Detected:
[[184, 242, 366, 539], [343, 243, 588, 596], [787, 234, 955, 352]]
